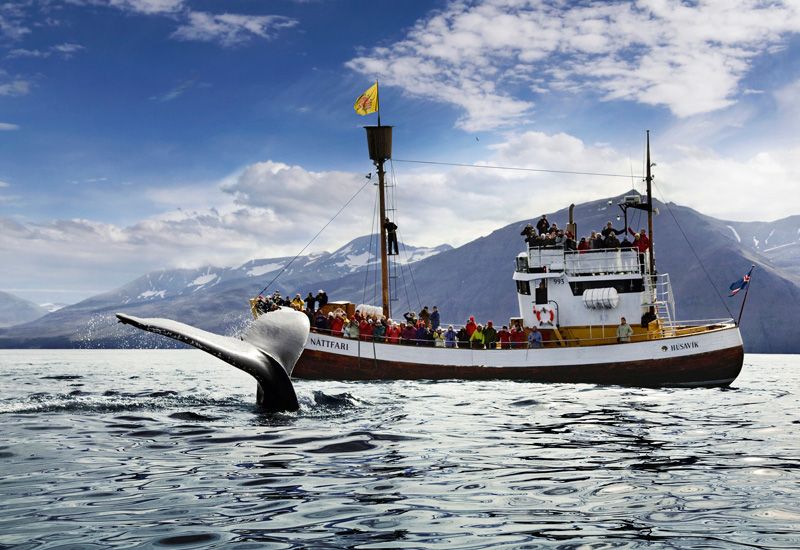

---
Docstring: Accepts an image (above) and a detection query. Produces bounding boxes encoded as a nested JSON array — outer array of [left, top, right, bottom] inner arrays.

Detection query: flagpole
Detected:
[[736, 265, 755, 326], [376, 79, 381, 127]]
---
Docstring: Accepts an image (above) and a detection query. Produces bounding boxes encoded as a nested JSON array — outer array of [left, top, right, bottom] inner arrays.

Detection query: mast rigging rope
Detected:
[[394, 158, 642, 179]]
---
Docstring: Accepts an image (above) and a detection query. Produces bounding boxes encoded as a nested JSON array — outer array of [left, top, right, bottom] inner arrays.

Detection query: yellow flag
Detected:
[[354, 82, 379, 115]]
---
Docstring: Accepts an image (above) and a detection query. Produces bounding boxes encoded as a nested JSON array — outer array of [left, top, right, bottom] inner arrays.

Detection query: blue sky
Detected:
[[2, 0, 800, 304]]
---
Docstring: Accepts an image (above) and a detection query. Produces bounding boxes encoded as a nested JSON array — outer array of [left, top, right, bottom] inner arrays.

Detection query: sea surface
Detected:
[[1, 351, 798, 549]]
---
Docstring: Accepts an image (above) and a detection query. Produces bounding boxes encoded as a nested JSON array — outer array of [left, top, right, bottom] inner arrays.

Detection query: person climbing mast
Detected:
[[385, 217, 399, 255]]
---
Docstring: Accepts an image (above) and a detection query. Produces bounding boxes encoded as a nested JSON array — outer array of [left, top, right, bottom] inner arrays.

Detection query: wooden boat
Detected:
[[282, 126, 743, 387]]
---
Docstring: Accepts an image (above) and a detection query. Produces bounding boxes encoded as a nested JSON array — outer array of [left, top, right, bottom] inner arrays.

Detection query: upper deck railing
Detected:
[[521, 247, 648, 276]]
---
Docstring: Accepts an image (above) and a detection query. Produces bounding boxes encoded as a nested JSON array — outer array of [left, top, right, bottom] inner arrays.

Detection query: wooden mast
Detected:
[[646, 130, 655, 278], [365, 125, 393, 318]]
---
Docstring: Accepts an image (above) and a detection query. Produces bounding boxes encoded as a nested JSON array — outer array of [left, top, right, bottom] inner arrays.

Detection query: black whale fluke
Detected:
[[115, 308, 310, 412]]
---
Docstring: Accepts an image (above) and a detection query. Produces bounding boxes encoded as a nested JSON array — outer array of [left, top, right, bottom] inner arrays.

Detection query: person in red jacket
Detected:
[[577, 237, 590, 253], [386, 322, 400, 344], [511, 324, 527, 349], [628, 227, 650, 253], [330, 315, 345, 337], [359, 319, 374, 341], [497, 325, 511, 349], [465, 316, 477, 337]]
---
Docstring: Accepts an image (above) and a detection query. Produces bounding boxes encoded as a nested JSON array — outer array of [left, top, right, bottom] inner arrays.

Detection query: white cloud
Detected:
[[0, 122, 19, 130], [172, 11, 298, 47], [7, 42, 84, 59], [347, 0, 800, 131], [107, 0, 185, 15], [0, 78, 30, 96], [0, 5, 30, 41], [0, 180, 8, 187], [148, 78, 202, 102], [3, 131, 797, 303]]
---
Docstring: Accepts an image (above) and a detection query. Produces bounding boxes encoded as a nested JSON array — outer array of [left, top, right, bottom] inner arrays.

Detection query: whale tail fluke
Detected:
[[115, 308, 310, 412]]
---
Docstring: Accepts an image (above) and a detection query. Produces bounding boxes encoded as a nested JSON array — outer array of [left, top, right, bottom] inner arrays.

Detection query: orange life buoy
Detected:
[[534, 305, 555, 324]]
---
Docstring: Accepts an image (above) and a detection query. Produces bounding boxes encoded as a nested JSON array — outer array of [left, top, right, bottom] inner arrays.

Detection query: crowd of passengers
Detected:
[[521, 214, 650, 253], [255, 294, 546, 349]]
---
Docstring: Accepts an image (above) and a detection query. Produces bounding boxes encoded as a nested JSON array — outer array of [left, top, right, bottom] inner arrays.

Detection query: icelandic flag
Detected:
[[729, 266, 753, 297]]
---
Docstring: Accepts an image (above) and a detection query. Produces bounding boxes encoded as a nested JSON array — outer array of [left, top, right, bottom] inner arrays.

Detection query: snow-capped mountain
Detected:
[[1, 198, 797, 353]]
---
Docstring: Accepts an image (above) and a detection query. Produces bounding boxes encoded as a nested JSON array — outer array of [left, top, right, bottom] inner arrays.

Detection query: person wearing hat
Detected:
[[290, 293, 304, 311], [484, 321, 498, 349], [444, 325, 457, 348], [315, 289, 328, 309], [465, 316, 477, 337]]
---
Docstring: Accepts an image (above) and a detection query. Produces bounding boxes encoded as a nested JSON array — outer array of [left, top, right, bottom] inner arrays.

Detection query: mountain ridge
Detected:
[[1, 194, 797, 352]]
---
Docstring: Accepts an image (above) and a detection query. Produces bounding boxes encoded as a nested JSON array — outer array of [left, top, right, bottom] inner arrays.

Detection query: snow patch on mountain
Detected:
[[190, 273, 217, 287], [335, 251, 372, 271], [39, 302, 67, 313], [726, 225, 741, 243], [138, 290, 166, 299], [247, 263, 283, 277]]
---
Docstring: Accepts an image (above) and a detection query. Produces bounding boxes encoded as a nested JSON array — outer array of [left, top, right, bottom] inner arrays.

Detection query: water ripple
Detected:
[[0, 350, 798, 549]]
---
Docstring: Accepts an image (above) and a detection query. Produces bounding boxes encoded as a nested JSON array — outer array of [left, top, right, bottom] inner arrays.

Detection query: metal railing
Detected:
[[523, 247, 647, 276]]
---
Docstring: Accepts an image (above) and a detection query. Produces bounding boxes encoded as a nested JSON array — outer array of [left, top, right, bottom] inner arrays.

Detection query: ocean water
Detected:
[[0, 351, 798, 549]]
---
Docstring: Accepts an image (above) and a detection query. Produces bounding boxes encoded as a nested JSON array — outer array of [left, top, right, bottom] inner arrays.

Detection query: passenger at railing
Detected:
[[604, 232, 621, 248], [528, 326, 543, 349], [344, 319, 360, 339], [637, 228, 650, 252], [415, 321, 431, 347], [456, 326, 470, 348], [358, 318, 370, 341], [403, 311, 417, 325], [577, 237, 590, 253], [470, 324, 485, 349], [554, 230, 566, 247], [616, 317, 633, 343], [434, 328, 445, 347], [330, 313, 345, 337], [511, 324, 527, 348], [313, 310, 329, 333], [620, 235, 634, 249], [592, 232, 605, 249], [400, 323, 416, 345], [373, 319, 386, 342], [419, 306, 431, 326], [565, 232, 577, 251], [521, 223, 536, 245], [445, 325, 457, 348], [536, 215, 550, 235], [497, 325, 511, 349], [466, 316, 477, 337], [385, 320, 400, 344], [430, 306, 440, 330], [631, 232, 644, 252], [484, 321, 498, 349], [290, 293, 305, 311], [602, 221, 626, 240], [304, 292, 316, 313]]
